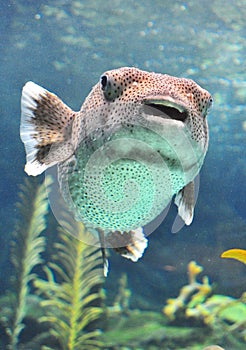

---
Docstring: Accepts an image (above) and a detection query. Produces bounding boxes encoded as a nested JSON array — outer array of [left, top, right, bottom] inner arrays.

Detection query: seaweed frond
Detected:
[[6, 177, 51, 350], [34, 218, 104, 350]]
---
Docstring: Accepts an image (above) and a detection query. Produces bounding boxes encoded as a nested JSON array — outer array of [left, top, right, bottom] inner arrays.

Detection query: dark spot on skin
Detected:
[[36, 144, 51, 162]]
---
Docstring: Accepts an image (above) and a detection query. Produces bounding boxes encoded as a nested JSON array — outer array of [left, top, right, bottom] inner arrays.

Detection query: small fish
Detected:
[[221, 248, 246, 264], [20, 67, 212, 275]]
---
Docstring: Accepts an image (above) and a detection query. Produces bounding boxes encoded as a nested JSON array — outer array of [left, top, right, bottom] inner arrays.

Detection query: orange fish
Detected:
[[221, 248, 246, 264]]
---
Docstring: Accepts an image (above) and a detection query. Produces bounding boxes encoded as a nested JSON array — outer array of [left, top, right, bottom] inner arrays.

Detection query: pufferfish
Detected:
[[20, 67, 212, 275]]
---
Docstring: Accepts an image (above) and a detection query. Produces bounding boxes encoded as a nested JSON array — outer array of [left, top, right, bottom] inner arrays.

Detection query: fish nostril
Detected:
[[100, 75, 108, 91], [207, 96, 213, 107], [204, 95, 213, 116]]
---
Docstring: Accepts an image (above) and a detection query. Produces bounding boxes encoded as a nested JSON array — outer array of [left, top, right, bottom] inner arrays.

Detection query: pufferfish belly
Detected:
[[58, 125, 186, 232]]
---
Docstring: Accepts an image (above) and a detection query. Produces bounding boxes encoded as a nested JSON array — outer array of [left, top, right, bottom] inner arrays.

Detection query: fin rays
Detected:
[[108, 227, 148, 262], [20, 81, 76, 176]]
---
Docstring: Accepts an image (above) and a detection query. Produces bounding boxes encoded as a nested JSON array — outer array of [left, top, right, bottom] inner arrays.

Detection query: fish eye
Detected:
[[100, 74, 119, 101], [100, 75, 109, 91], [100, 73, 123, 101]]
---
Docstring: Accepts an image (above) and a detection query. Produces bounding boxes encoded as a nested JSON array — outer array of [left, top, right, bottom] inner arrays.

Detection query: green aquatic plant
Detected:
[[186, 292, 246, 342], [3, 177, 51, 350], [163, 261, 212, 320], [163, 261, 246, 345], [110, 273, 131, 315], [34, 218, 104, 350]]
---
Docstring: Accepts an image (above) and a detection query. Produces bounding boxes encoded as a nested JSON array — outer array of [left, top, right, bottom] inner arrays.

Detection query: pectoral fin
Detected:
[[20, 82, 76, 176], [174, 180, 195, 225]]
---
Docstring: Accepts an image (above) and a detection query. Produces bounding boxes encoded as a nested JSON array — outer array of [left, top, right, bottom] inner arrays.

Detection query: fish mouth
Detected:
[[143, 97, 188, 122]]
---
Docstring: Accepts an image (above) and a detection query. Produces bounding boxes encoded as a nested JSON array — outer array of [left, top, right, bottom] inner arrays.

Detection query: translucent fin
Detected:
[[102, 251, 109, 277], [98, 229, 109, 277], [174, 180, 194, 225], [20, 81, 75, 176]]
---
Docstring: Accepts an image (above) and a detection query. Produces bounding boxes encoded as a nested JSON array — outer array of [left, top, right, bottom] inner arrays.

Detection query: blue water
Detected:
[[0, 1, 245, 349]]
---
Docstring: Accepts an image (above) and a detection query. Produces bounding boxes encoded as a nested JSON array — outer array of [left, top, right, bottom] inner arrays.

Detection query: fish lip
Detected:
[[143, 96, 188, 122]]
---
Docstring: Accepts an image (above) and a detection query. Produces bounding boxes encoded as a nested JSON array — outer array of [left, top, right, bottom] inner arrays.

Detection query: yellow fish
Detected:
[[221, 248, 246, 264]]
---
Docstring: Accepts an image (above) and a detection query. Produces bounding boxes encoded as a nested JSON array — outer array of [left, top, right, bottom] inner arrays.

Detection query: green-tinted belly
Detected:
[[65, 127, 186, 231]]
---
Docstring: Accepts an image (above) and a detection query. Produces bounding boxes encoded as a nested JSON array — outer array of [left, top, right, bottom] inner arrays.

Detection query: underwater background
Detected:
[[0, 0, 245, 349]]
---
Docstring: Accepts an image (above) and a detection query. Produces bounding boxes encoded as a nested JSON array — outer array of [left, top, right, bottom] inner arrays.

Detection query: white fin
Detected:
[[97, 229, 110, 277], [20, 81, 75, 176], [174, 181, 194, 225], [24, 160, 49, 176], [103, 257, 109, 277], [112, 227, 148, 262], [121, 227, 148, 261], [21, 82, 49, 175]]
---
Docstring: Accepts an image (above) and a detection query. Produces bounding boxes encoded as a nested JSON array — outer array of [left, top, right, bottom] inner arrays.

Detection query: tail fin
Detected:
[[20, 82, 76, 176], [108, 227, 148, 262]]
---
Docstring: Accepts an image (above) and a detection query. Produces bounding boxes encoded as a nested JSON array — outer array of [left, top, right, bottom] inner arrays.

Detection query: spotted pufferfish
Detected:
[[20, 67, 212, 275]]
